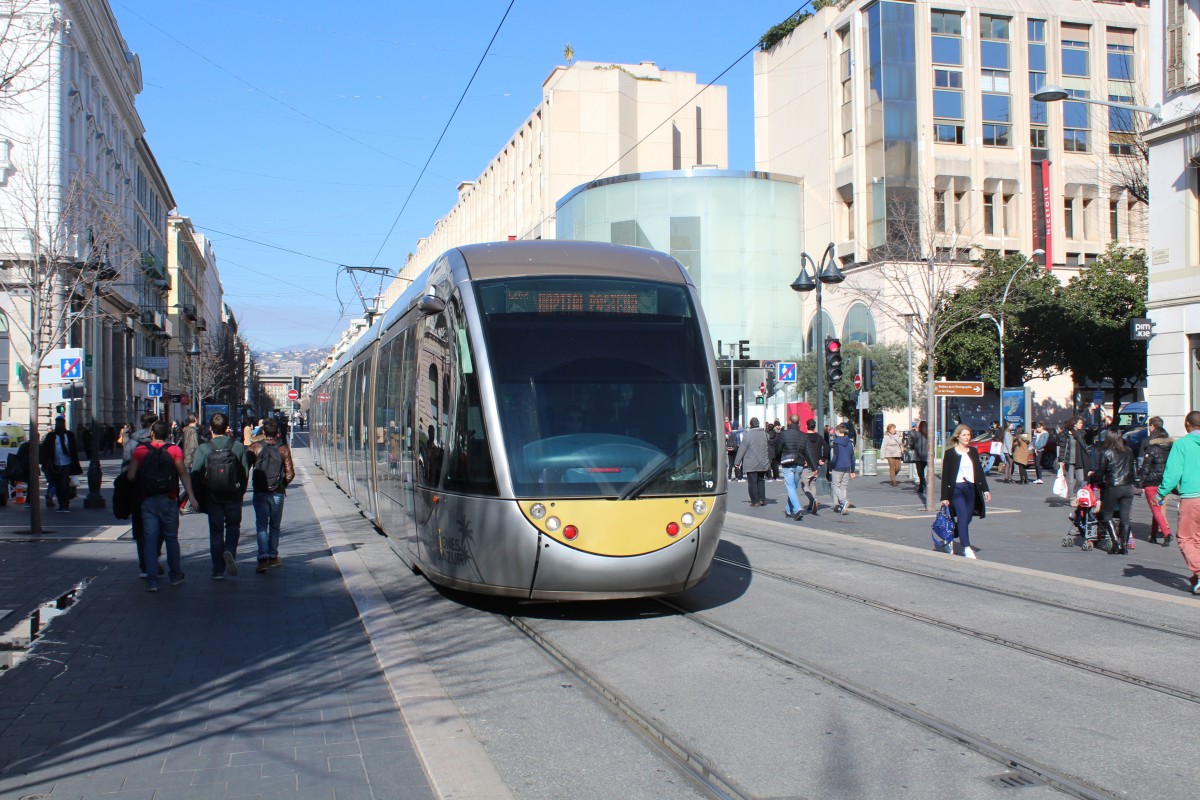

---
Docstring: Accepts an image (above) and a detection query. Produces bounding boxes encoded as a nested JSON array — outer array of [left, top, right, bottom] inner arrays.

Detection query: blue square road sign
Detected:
[[60, 357, 82, 380], [147, 382, 163, 398]]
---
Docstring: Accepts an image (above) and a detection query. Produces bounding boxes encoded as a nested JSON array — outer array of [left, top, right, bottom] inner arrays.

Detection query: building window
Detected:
[[983, 194, 995, 235], [934, 190, 947, 232], [1062, 24, 1090, 78], [842, 303, 877, 345], [1064, 198, 1075, 239], [1031, 128, 1048, 149], [982, 94, 1011, 147], [840, 32, 853, 156], [980, 16, 1011, 148], [1110, 200, 1119, 241], [1063, 89, 1090, 153], [1107, 30, 1135, 81], [1109, 94, 1136, 155], [1169, 0, 1188, 91], [931, 11, 963, 65]]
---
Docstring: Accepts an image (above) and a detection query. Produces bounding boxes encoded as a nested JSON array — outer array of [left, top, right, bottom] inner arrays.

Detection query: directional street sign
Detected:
[[60, 357, 82, 380], [777, 361, 797, 383], [147, 382, 163, 398], [934, 381, 985, 398]]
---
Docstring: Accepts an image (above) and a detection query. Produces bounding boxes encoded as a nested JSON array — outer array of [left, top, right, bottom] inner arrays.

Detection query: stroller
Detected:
[[1063, 483, 1105, 551]]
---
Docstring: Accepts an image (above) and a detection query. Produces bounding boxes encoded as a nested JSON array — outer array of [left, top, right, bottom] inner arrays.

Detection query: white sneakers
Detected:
[[962, 547, 977, 559]]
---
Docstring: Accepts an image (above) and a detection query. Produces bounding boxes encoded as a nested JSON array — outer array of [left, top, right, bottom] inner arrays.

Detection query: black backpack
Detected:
[[138, 444, 177, 497], [205, 438, 243, 496], [252, 443, 286, 493]]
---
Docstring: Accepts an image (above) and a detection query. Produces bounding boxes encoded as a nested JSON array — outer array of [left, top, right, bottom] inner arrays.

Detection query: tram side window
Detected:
[[417, 313, 451, 489], [443, 301, 497, 495], [376, 337, 397, 477]]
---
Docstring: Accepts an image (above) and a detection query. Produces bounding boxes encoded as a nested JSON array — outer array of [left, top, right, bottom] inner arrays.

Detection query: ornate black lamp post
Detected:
[[790, 242, 845, 436]]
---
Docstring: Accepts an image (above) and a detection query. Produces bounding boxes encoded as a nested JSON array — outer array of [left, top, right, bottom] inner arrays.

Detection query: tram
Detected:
[[308, 241, 726, 600]]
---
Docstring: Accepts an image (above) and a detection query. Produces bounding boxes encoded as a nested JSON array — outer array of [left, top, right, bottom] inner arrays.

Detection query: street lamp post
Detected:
[[1032, 85, 1162, 122], [791, 242, 846, 436], [186, 340, 201, 422]]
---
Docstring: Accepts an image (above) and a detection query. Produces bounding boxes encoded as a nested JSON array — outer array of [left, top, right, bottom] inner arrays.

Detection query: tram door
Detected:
[[374, 327, 415, 551]]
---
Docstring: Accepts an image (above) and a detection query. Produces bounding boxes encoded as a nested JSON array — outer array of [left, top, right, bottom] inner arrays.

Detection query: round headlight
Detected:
[[546, 516, 562, 531], [681, 513, 695, 527], [692, 499, 707, 515], [530, 503, 547, 520]]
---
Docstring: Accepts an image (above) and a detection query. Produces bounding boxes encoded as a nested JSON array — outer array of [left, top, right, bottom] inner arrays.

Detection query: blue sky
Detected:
[[112, 1, 801, 352]]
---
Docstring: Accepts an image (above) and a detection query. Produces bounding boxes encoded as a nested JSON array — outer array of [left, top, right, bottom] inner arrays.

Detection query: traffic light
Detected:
[[54, 404, 66, 415], [765, 371, 777, 397], [825, 338, 843, 385], [862, 358, 875, 391]]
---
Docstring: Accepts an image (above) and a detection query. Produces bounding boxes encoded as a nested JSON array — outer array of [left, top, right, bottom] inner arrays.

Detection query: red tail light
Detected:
[[563, 525, 579, 540], [666, 522, 680, 537]]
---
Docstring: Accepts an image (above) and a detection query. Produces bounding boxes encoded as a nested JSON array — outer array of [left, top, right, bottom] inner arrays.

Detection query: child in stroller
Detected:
[[1063, 483, 1105, 550]]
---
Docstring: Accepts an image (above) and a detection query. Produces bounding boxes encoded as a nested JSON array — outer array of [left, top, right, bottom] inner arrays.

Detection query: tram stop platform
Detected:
[[0, 445, 505, 800]]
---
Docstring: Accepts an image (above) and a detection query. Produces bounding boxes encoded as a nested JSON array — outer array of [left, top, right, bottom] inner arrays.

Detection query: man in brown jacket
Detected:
[[246, 419, 296, 574]]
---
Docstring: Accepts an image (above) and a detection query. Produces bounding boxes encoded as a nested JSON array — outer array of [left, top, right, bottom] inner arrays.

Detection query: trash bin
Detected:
[[860, 449, 878, 476]]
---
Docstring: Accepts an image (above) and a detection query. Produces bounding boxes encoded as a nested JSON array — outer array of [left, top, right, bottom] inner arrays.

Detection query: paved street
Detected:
[[728, 461, 1198, 598], [0, 453, 439, 800], [0, 445, 1196, 800]]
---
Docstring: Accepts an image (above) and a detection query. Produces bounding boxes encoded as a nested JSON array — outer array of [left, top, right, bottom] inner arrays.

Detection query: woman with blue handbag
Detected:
[[940, 424, 992, 558]]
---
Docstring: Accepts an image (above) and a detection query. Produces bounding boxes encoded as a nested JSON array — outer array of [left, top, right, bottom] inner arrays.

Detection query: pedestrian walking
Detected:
[[911, 421, 929, 496], [39, 416, 81, 512], [881, 423, 904, 486], [1137, 426, 1173, 545], [725, 423, 743, 482], [121, 412, 159, 574], [125, 421, 198, 591], [734, 418, 770, 507], [1031, 421, 1049, 484], [1091, 429, 1136, 554], [191, 413, 251, 580], [802, 419, 827, 515], [1000, 423, 1015, 483], [1155, 410, 1200, 594], [828, 424, 856, 514], [982, 421, 1001, 473], [774, 415, 807, 521], [1012, 427, 1031, 484], [940, 424, 992, 558], [247, 419, 295, 573], [766, 421, 781, 481], [178, 413, 200, 513]]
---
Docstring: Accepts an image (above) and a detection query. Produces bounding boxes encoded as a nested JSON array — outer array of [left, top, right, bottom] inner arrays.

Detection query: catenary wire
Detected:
[[367, 0, 518, 280]]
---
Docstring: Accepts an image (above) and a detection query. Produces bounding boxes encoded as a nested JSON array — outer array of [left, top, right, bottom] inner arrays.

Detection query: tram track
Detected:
[[508, 598, 1116, 800], [505, 613, 756, 800], [712, 553, 1200, 706], [656, 597, 1119, 800], [726, 526, 1200, 642]]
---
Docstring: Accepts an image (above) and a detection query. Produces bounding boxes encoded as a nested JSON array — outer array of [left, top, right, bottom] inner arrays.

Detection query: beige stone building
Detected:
[[385, 60, 728, 305], [753, 0, 1149, 426]]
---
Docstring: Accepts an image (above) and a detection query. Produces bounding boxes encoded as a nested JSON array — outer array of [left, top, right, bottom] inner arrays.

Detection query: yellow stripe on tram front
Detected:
[[517, 496, 713, 557]]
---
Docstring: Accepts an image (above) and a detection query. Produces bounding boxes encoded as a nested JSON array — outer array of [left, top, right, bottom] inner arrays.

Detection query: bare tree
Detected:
[[0, 1, 64, 101], [178, 329, 234, 414], [0, 148, 137, 531], [839, 195, 985, 510]]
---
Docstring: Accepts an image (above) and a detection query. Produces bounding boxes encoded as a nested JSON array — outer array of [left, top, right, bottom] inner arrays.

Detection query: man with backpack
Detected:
[[125, 422, 198, 592], [190, 413, 251, 580], [247, 419, 295, 574], [121, 411, 160, 576]]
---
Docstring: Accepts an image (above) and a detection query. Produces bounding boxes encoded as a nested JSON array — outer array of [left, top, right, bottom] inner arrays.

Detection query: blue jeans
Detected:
[[207, 498, 242, 576], [782, 465, 802, 515], [141, 494, 182, 587], [951, 480, 976, 549], [253, 491, 286, 560]]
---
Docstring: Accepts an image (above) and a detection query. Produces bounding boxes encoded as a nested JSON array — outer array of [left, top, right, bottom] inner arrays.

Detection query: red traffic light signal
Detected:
[[825, 338, 843, 384], [826, 339, 841, 354]]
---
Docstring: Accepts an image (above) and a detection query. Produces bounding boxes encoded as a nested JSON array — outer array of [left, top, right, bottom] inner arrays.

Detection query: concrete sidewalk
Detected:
[[0, 453, 436, 799]]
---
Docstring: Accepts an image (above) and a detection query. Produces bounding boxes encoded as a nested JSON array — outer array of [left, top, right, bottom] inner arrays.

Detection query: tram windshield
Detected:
[[475, 276, 718, 499]]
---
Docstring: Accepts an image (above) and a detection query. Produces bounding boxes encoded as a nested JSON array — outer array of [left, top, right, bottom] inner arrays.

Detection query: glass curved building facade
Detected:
[[555, 170, 806, 366]]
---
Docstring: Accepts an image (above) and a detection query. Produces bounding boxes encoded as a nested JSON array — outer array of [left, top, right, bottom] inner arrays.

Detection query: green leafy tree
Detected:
[[934, 251, 1065, 389], [782, 343, 910, 420], [1055, 244, 1148, 411]]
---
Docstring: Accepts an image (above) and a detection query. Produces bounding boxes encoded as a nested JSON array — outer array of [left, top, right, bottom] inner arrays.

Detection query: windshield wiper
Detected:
[[619, 430, 710, 501]]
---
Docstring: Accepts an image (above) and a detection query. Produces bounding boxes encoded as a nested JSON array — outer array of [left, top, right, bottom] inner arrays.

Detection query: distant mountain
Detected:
[[252, 346, 328, 376]]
